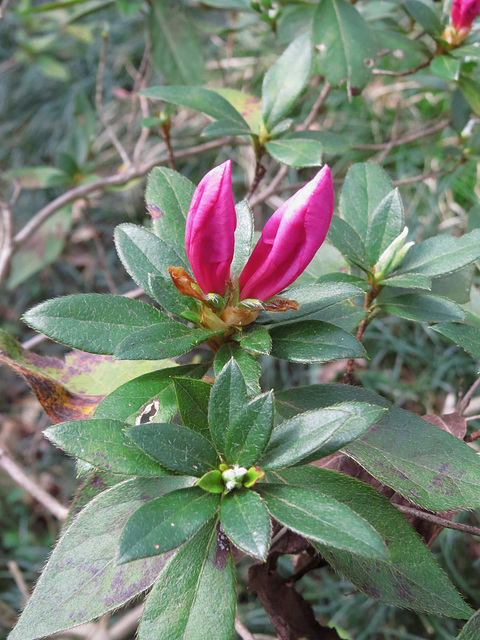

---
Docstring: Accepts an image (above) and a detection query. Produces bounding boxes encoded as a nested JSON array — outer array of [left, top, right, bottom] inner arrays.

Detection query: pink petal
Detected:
[[451, 0, 480, 29]]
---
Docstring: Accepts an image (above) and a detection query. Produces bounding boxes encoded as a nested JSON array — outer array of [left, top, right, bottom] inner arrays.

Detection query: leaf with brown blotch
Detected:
[[423, 413, 467, 440]]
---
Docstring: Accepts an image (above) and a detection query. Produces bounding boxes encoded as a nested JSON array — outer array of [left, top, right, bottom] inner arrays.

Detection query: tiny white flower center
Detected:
[[222, 465, 248, 491]]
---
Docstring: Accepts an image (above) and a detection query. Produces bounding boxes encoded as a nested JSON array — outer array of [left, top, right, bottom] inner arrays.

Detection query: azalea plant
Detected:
[[4, 0, 480, 639]]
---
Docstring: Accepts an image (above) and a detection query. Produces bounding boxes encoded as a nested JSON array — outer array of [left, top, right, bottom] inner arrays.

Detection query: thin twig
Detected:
[[0, 447, 68, 521], [392, 158, 463, 186], [109, 605, 143, 640], [301, 80, 331, 130], [395, 505, 480, 536], [372, 57, 434, 78], [458, 377, 480, 415], [235, 617, 258, 640], [0, 0, 11, 20], [353, 118, 449, 151], [7, 561, 30, 604], [249, 165, 288, 208], [0, 181, 20, 287]]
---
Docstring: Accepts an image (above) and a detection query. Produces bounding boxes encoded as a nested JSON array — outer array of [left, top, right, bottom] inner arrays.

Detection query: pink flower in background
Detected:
[[185, 160, 236, 296], [183, 161, 334, 306], [451, 0, 480, 32]]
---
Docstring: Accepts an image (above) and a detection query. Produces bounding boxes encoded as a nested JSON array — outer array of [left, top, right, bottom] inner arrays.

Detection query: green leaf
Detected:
[[272, 466, 472, 618], [366, 189, 404, 264], [262, 32, 313, 130], [431, 322, 480, 358], [8, 477, 194, 640], [313, 302, 367, 332], [225, 391, 275, 467], [145, 167, 195, 255], [345, 407, 480, 510], [378, 293, 465, 323], [23, 295, 163, 355], [431, 266, 475, 304], [339, 163, 393, 242], [285, 129, 350, 153], [118, 487, 220, 563], [138, 519, 236, 640], [257, 484, 388, 560], [458, 75, 480, 115], [260, 282, 363, 325], [430, 55, 461, 81], [231, 199, 254, 279], [313, 0, 377, 92], [269, 320, 366, 363], [148, 274, 199, 318], [128, 423, 220, 477], [94, 363, 208, 425], [259, 402, 385, 469], [214, 342, 261, 396], [209, 358, 248, 453], [234, 324, 272, 355], [114, 223, 188, 294], [173, 377, 212, 438], [149, 3, 204, 86], [379, 273, 431, 290], [45, 419, 166, 476], [457, 610, 480, 639], [114, 320, 221, 360], [202, 120, 252, 137], [140, 86, 249, 130], [398, 229, 480, 277], [326, 216, 369, 271], [220, 490, 270, 559], [404, 0, 442, 36], [265, 138, 322, 168]]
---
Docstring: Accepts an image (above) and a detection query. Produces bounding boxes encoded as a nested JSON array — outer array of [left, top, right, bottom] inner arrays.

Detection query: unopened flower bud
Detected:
[[374, 227, 414, 281]]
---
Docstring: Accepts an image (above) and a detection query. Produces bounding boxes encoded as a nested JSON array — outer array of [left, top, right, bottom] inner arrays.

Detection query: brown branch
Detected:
[[0, 0, 11, 20], [0, 181, 20, 287], [301, 81, 331, 130], [0, 446, 68, 521], [395, 504, 480, 537], [392, 157, 463, 186], [353, 118, 449, 151], [341, 287, 380, 383], [235, 618, 258, 640], [7, 560, 30, 604], [458, 377, 480, 415], [372, 57, 434, 78]]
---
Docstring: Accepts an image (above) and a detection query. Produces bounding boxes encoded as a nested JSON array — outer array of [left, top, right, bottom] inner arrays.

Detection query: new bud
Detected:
[[374, 227, 414, 281], [445, 0, 480, 44]]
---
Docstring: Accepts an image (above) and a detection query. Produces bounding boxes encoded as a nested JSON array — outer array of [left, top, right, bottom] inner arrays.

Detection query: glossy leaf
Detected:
[[173, 377, 212, 438], [234, 324, 272, 355], [269, 320, 366, 363], [118, 487, 220, 563], [431, 322, 480, 358], [8, 477, 194, 640], [257, 484, 388, 560], [148, 273, 199, 318], [272, 466, 472, 618], [127, 423, 220, 477], [378, 293, 465, 323], [404, 0, 442, 35], [45, 418, 166, 476], [259, 402, 385, 469], [313, 0, 376, 92], [225, 391, 275, 467], [262, 32, 313, 130], [209, 358, 248, 452], [214, 342, 261, 396], [313, 302, 367, 332], [138, 520, 236, 640], [457, 610, 480, 639], [326, 216, 369, 271], [366, 189, 404, 264], [430, 55, 461, 81], [114, 320, 221, 360], [23, 295, 163, 355], [94, 363, 208, 425], [265, 138, 322, 168], [231, 199, 254, 279], [220, 490, 270, 559], [379, 273, 431, 290]]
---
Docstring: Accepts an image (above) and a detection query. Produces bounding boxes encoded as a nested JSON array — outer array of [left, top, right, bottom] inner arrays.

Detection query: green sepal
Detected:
[[243, 466, 265, 488], [198, 470, 225, 494]]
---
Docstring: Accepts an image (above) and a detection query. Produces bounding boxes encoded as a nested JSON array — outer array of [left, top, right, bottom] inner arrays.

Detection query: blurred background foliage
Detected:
[[1, 1, 480, 638]]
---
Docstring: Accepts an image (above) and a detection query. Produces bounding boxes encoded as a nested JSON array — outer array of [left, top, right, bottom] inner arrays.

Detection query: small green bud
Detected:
[[374, 227, 414, 281], [222, 464, 248, 491]]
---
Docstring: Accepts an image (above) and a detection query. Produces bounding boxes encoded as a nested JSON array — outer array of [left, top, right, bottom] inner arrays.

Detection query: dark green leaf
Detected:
[[173, 377, 212, 438], [8, 477, 194, 640], [259, 402, 385, 469], [366, 189, 404, 264], [138, 519, 236, 640], [45, 419, 166, 476], [148, 274, 199, 318], [220, 490, 270, 559], [313, 302, 367, 332], [431, 265, 475, 304], [225, 391, 275, 467], [202, 120, 252, 136], [214, 342, 261, 396], [94, 363, 208, 424], [457, 610, 480, 639], [379, 273, 431, 290], [327, 216, 369, 270], [257, 484, 388, 559], [265, 139, 322, 168], [209, 358, 248, 452], [114, 320, 221, 360], [270, 320, 366, 363], [430, 55, 461, 81], [234, 324, 272, 355], [149, 4, 204, 86], [128, 423, 220, 477], [262, 32, 313, 130], [140, 86, 249, 130], [339, 163, 393, 242], [118, 487, 220, 563], [285, 129, 350, 153], [313, 0, 377, 92], [378, 293, 465, 323], [431, 322, 480, 358], [272, 466, 472, 618], [458, 75, 480, 115], [145, 167, 194, 254], [404, 0, 442, 35], [231, 200, 254, 279], [23, 295, 163, 355], [398, 229, 480, 277], [114, 223, 188, 294]]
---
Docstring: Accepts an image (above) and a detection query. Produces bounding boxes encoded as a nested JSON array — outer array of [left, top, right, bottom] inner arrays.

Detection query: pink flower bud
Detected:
[[238, 165, 334, 302], [185, 160, 236, 295], [451, 0, 480, 31]]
